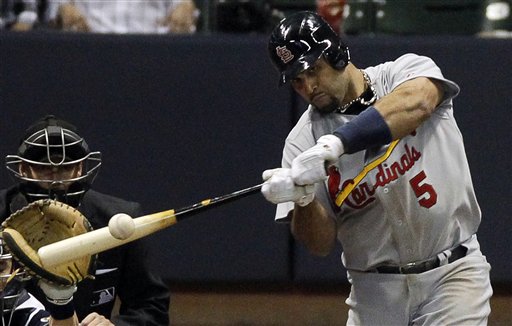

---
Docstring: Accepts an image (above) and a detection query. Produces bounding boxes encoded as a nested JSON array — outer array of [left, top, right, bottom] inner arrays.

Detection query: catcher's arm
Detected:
[[0, 199, 96, 286], [39, 279, 79, 325], [40, 279, 114, 325]]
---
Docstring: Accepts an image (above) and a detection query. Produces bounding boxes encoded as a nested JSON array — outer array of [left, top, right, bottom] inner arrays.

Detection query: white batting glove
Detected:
[[291, 135, 344, 185], [38, 279, 77, 305], [261, 168, 315, 207]]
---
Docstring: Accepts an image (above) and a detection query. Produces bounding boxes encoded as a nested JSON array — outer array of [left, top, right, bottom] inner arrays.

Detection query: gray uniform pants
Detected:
[[345, 236, 492, 325]]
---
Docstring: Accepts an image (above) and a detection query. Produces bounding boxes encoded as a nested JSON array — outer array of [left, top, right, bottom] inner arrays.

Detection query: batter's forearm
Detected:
[[374, 77, 444, 139], [290, 199, 336, 256], [333, 78, 444, 154]]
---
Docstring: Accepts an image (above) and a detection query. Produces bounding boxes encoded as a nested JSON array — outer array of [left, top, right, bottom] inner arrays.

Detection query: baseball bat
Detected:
[[38, 183, 262, 268]]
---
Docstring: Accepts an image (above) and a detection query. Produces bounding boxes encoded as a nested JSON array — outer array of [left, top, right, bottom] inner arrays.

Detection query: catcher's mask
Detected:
[[5, 115, 102, 207], [268, 11, 350, 86], [0, 237, 29, 317]]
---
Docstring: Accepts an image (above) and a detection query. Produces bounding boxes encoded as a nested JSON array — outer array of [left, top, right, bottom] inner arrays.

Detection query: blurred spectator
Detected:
[[46, 0, 199, 34], [480, 0, 512, 37], [0, 0, 44, 31], [316, 0, 346, 34]]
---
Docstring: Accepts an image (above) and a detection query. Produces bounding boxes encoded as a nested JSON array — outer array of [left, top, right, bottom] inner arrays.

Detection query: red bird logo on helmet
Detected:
[[276, 46, 294, 64]]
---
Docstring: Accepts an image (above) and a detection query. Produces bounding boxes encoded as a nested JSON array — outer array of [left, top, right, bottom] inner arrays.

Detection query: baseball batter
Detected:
[[262, 12, 493, 325]]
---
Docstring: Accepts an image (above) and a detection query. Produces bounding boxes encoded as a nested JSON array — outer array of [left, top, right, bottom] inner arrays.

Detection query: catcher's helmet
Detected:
[[268, 11, 350, 86], [5, 115, 102, 207]]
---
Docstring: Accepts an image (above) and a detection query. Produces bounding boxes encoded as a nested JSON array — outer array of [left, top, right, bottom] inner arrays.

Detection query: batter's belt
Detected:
[[371, 245, 467, 274]]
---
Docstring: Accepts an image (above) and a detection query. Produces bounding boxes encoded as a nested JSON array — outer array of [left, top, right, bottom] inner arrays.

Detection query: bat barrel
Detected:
[[38, 210, 178, 267]]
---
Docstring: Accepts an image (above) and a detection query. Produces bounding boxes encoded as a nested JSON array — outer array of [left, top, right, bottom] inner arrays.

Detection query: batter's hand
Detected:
[[291, 135, 344, 185], [261, 168, 315, 206]]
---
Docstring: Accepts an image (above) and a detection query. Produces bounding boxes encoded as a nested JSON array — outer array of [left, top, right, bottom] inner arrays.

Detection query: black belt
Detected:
[[373, 245, 467, 274]]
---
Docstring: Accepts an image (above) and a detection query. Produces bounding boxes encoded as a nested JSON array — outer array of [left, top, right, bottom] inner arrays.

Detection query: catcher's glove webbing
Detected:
[[1, 199, 96, 286]]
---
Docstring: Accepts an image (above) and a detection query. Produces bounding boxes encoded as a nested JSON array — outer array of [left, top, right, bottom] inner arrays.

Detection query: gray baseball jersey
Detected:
[[275, 53, 482, 272]]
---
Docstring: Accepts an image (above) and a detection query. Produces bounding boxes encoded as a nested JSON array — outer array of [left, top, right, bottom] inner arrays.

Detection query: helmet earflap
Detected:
[[324, 45, 350, 70]]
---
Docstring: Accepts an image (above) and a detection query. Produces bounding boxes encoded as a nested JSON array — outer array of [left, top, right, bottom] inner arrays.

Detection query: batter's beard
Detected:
[[312, 97, 340, 114]]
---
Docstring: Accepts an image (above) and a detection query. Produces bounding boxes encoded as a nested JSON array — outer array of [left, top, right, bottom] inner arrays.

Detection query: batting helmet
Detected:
[[268, 11, 350, 86]]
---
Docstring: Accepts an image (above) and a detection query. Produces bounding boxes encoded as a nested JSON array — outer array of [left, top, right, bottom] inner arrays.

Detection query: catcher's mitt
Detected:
[[1, 199, 96, 286]]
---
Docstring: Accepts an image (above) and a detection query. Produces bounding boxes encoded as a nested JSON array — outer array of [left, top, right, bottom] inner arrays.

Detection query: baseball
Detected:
[[108, 213, 135, 240]]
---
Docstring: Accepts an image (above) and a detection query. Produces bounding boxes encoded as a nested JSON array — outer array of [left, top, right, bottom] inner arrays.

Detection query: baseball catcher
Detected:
[[1, 114, 169, 324]]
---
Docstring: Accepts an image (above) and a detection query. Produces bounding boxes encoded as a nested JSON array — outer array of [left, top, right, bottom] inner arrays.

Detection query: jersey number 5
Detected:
[[409, 171, 437, 208]]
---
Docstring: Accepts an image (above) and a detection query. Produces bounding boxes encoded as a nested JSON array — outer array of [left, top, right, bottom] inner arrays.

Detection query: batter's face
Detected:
[[290, 57, 349, 113]]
